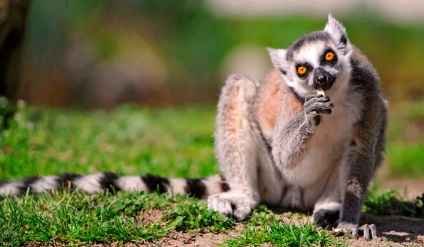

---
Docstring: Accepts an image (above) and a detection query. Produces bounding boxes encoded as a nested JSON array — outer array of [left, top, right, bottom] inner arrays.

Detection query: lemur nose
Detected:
[[317, 74, 327, 83], [315, 68, 327, 83], [313, 67, 335, 90]]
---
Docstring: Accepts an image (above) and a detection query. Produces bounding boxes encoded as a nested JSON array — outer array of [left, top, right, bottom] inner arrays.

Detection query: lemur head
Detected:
[[268, 15, 352, 98]]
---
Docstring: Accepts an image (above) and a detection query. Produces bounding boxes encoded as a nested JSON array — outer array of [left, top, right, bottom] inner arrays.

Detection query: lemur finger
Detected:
[[233, 204, 251, 221], [207, 195, 233, 216], [360, 224, 371, 240], [352, 226, 359, 238], [315, 109, 332, 115], [305, 95, 330, 103], [360, 224, 379, 241], [369, 224, 378, 240], [305, 94, 324, 101], [304, 96, 331, 109], [317, 102, 334, 110], [305, 102, 334, 114], [224, 201, 233, 215]]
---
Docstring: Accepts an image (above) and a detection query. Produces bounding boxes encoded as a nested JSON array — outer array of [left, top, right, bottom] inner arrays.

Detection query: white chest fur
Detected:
[[284, 87, 362, 188]]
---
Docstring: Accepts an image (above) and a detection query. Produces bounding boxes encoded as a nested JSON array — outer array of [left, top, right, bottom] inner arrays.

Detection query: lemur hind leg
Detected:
[[208, 74, 264, 221], [311, 167, 342, 228]]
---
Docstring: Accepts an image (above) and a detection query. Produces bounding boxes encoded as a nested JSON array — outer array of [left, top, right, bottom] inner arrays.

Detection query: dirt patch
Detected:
[[147, 230, 240, 247], [138, 208, 165, 226], [360, 214, 424, 243]]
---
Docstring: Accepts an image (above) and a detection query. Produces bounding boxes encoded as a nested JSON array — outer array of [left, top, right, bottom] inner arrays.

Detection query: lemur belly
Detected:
[[280, 97, 357, 209], [288, 110, 352, 186]]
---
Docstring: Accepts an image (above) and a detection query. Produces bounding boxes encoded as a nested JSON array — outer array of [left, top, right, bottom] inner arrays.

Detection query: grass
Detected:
[[1, 103, 218, 179], [363, 189, 424, 218], [223, 222, 337, 247], [222, 206, 340, 247], [1, 193, 174, 245], [0, 190, 239, 246], [0, 103, 338, 246], [1, 100, 423, 246], [386, 100, 424, 177]]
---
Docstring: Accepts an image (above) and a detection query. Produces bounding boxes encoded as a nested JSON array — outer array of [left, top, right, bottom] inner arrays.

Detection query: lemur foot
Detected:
[[304, 94, 334, 126], [335, 222, 379, 241], [207, 192, 256, 221], [312, 209, 340, 228]]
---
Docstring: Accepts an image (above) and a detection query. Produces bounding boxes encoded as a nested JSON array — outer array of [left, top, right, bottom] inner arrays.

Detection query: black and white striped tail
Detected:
[[0, 172, 230, 199]]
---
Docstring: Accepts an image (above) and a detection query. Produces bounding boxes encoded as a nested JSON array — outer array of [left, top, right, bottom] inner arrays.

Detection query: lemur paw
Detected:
[[207, 192, 255, 221], [304, 94, 334, 126], [334, 222, 379, 241], [312, 209, 340, 228]]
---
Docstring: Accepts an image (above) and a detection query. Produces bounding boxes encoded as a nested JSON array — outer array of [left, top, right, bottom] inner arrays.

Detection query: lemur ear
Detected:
[[324, 15, 352, 55], [267, 48, 288, 75]]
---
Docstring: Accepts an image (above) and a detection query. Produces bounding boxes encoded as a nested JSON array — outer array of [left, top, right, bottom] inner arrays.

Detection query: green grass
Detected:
[[1, 101, 423, 246], [0, 104, 340, 246], [222, 206, 340, 247], [0, 191, 228, 246], [1, 104, 218, 179], [363, 189, 424, 218], [386, 100, 424, 177], [1, 192, 169, 245], [164, 201, 235, 232], [386, 143, 424, 177], [223, 222, 338, 247]]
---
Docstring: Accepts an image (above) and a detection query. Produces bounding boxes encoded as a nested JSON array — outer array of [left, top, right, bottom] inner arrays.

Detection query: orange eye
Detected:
[[297, 66, 307, 75], [325, 51, 335, 61]]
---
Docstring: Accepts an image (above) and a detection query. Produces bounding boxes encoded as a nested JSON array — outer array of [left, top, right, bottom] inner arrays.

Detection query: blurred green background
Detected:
[[2, 1, 424, 185], [19, 1, 424, 107]]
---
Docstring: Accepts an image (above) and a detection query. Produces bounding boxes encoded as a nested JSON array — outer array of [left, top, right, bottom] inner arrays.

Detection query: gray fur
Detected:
[[210, 15, 387, 240], [208, 74, 263, 220]]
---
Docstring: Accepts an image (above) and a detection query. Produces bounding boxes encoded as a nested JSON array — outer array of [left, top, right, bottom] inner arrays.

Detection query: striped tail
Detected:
[[0, 172, 230, 199]]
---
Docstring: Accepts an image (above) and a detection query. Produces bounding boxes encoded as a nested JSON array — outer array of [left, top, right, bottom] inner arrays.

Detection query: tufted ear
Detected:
[[324, 15, 352, 55], [267, 48, 288, 75]]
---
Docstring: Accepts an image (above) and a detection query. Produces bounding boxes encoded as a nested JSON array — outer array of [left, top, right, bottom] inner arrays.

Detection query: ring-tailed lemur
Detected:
[[208, 15, 386, 240], [1, 15, 386, 240]]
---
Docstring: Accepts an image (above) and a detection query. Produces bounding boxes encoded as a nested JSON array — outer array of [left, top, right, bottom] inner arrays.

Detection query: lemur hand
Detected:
[[304, 94, 334, 126]]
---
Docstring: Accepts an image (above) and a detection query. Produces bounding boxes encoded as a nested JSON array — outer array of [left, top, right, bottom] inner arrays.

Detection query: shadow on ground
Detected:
[[360, 214, 424, 243]]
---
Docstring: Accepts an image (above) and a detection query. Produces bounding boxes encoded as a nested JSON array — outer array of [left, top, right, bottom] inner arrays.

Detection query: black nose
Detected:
[[316, 69, 327, 83], [314, 67, 335, 90]]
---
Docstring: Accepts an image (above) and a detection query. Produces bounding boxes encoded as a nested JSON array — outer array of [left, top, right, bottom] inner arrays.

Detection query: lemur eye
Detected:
[[297, 66, 307, 75], [325, 51, 335, 61]]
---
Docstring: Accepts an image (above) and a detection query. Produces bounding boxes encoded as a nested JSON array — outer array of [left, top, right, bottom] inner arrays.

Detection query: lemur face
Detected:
[[268, 15, 353, 98]]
